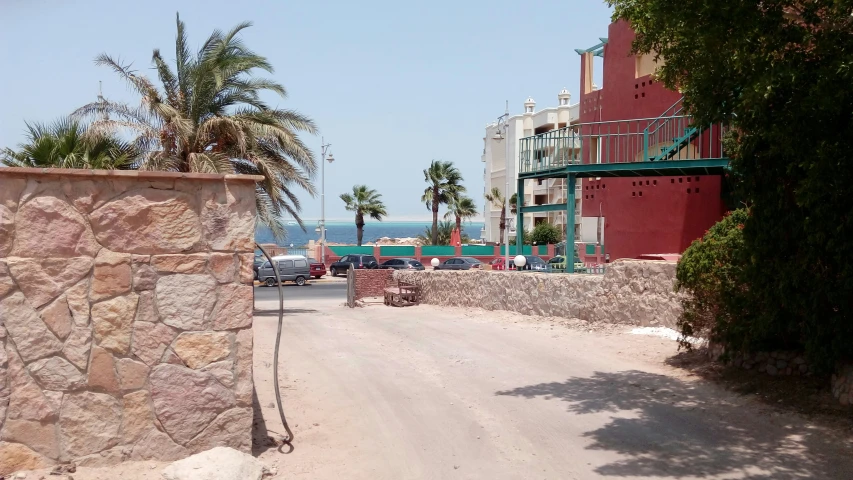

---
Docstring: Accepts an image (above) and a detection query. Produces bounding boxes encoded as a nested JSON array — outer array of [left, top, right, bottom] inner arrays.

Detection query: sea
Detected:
[[255, 221, 484, 246]]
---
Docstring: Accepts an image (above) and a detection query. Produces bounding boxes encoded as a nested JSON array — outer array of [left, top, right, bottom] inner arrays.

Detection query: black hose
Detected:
[[255, 244, 294, 445]]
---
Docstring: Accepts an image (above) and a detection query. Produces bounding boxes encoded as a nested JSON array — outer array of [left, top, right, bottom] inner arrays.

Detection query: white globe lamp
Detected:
[[514, 255, 527, 269], [430, 258, 440, 268]]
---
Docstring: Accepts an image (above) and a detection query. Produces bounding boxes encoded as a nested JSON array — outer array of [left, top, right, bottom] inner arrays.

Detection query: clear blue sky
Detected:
[[0, 0, 612, 222]]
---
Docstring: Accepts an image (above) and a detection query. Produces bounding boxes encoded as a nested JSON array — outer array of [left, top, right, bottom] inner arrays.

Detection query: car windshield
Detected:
[[549, 257, 563, 263]]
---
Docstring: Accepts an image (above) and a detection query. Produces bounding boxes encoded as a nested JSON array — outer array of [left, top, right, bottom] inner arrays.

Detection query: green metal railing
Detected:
[[518, 108, 726, 175]]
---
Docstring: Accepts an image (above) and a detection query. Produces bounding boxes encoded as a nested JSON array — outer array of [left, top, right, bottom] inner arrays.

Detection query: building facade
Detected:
[[481, 91, 580, 243], [573, 20, 726, 259]]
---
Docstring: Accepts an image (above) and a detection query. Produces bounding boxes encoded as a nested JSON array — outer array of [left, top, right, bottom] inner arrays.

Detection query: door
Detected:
[[278, 260, 296, 280], [293, 258, 310, 277]]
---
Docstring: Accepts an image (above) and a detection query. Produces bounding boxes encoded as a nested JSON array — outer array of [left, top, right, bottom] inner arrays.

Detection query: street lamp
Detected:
[[514, 255, 527, 270], [493, 102, 511, 271], [431, 258, 440, 269], [320, 138, 334, 264]]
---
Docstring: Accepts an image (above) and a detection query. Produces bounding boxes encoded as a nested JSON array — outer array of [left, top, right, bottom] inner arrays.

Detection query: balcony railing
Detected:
[[518, 115, 726, 175]]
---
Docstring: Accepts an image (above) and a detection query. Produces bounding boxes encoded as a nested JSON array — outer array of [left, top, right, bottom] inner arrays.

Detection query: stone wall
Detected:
[[394, 260, 682, 328], [0, 168, 260, 473], [353, 269, 393, 301]]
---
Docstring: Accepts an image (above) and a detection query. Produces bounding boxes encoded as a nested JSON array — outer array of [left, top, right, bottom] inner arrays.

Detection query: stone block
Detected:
[[185, 407, 252, 453], [234, 329, 253, 407], [133, 264, 158, 292], [0, 261, 15, 298], [116, 358, 149, 391], [131, 321, 178, 367], [151, 254, 209, 274], [91, 293, 139, 355], [28, 356, 85, 391], [6, 256, 93, 309], [173, 332, 233, 369], [89, 189, 200, 254], [62, 324, 92, 370], [88, 346, 119, 394], [211, 284, 253, 330], [120, 390, 154, 444], [90, 249, 132, 301], [1, 419, 59, 459], [130, 428, 189, 461], [40, 295, 73, 341], [134, 290, 159, 324], [149, 364, 236, 444], [0, 441, 51, 475], [209, 253, 239, 283], [1, 292, 63, 362], [156, 274, 217, 330], [59, 392, 122, 458], [12, 194, 100, 258]]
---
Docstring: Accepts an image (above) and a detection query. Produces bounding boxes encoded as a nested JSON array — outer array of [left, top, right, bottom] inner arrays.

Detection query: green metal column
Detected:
[[567, 175, 576, 273], [516, 178, 524, 259]]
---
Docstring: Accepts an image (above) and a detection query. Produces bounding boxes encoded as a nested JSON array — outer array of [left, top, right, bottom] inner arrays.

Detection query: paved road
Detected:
[[251, 297, 853, 480], [253, 279, 346, 303]]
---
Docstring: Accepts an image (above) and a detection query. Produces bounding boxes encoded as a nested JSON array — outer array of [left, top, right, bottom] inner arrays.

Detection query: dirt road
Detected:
[[252, 296, 853, 480]]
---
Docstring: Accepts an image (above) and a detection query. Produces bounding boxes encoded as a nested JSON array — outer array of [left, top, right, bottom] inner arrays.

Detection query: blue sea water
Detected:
[[255, 221, 484, 246]]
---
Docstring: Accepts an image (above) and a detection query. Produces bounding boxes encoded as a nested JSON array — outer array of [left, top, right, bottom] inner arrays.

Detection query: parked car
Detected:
[[306, 257, 326, 279], [519, 255, 549, 271], [257, 255, 311, 286], [381, 258, 425, 270], [434, 257, 482, 270], [329, 254, 379, 276], [489, 257, 508, 271], [547, 254, 587, 273], [253, 254, 265, 280]]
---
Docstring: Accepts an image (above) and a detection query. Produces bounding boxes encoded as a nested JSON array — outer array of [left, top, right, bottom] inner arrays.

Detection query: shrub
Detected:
[[530, 221, 562, 245]]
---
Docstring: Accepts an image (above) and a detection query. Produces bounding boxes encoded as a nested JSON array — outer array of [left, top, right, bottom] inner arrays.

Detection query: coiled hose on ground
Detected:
[[256, 244, 294, 446]]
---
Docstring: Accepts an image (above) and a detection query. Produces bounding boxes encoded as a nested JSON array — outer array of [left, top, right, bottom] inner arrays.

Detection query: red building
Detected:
[[574, 21, 726, 260]]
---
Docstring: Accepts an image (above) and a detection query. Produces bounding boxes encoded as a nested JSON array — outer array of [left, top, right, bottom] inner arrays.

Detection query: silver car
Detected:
[[257, 255, 311, 286]]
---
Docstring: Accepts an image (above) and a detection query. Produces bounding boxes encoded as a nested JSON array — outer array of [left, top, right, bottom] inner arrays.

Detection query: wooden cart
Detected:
[[383, 280, 421, 307]]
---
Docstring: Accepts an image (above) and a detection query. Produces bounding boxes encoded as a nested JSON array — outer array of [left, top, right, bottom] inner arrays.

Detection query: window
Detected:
[[262, 261, 271, 269], [282, 260, 294, 268], [294, 259, 307, 268]]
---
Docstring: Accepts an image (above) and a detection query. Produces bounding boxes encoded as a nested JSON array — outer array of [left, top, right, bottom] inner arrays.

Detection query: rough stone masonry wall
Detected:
[[0, 169, 260, 474], [353, 269, 393, 301], [394, 260, 682, 328]]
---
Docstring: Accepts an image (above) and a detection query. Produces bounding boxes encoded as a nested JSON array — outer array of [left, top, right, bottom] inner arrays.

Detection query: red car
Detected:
[[307, 257, 326, 279], [489, 257, 509, 271]]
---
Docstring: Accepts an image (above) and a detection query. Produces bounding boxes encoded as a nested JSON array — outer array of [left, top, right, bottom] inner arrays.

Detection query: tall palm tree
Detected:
[[444, 195, 477, 233], [421, 160, 465, 245], [485, 188, 521, 245], [73, 14, 317, 240], [2, 118, 136, 170], [340, 185, 387, 246]]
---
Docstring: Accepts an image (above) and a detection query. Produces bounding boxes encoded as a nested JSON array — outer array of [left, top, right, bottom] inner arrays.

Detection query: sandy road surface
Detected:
[[250, 296, 853, 480]]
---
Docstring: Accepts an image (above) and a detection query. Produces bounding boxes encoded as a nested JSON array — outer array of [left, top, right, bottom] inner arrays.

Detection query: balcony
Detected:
[[517, 114, 728, 178]]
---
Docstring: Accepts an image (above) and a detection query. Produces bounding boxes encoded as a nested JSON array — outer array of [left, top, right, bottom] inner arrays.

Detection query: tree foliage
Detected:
[[73, 14, 317, 240], [611, 0, 853, 370], [530, 221, 562, 245], [416, 221, 470, 246], [422, 160, 465, 245], [340, 185, 386, 246], [2, 118, 136, 170], [445, 195, 478, 232]]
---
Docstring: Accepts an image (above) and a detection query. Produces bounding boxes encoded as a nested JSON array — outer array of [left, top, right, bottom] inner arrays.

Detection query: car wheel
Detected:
[[264, 278, 276, 287], [295, 276, 306, 286], [330, 267, 338, 277]]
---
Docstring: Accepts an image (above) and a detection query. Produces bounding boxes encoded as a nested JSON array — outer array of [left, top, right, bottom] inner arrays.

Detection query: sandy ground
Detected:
[[20, 296, 853, 479]]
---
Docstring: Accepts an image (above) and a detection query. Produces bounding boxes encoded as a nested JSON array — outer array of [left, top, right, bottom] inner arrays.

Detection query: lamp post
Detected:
[[493, 103, 511, 271], [320, 138, 335, 264]]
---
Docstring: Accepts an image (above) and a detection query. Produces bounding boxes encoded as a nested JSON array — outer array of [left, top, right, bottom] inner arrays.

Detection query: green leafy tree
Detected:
[[417, 221, 470, 246], [530, 221, 562, 245], [610, 0, 853, 369], [422, 160, 465, 245], [2, 118, 136, 169], [444, 195, 477, 233], [73, 14, 317, 240], [339, 185, 387, 246]]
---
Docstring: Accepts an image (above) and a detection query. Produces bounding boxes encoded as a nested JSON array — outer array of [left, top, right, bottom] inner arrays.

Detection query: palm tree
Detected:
[[421, 160, 465, 245], [340, 185, 387, 246], [73, 14, 317, 240], [444, 195, 477, 233], [485, 188, 522, 245], [2, 118, 136, 169]]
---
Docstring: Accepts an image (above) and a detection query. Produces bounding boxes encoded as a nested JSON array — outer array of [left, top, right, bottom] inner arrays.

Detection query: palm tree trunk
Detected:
[[356, 212, 365, 246], [498, 206, 506, 245], [431, 186, 439, 245], [456, 215, 462, 233]]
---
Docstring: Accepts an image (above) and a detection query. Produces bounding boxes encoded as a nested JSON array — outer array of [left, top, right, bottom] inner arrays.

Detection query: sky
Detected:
[[0, 0, 612, 222]]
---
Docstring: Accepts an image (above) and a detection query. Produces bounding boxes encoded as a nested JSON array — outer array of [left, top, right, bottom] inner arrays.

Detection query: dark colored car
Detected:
[[329, 254, 379, 276], [307, 257, 327, 279], [434, 257, 482, 270], [253, 254, 265, 280], [519, 255, 548, 271], [381, 258, 425, 270]]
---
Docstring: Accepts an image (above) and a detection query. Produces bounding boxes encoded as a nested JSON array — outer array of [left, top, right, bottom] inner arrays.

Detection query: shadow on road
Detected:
[[496, 370, 853, 479], [252, 388, 294, 456]]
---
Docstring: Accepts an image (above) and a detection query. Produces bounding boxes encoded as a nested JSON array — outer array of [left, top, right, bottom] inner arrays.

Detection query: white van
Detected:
[[257, 255, 311, 286]]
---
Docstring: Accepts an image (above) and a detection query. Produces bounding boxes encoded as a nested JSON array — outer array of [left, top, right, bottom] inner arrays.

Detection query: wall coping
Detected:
[[0, 167, 265, 183]]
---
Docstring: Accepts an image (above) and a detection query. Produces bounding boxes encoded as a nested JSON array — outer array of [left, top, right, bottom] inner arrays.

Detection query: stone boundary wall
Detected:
[[0, 168, 261, 473], [707, 343, 811, 376], [353, 269, 393, 301], [394, 260, 682, 328]]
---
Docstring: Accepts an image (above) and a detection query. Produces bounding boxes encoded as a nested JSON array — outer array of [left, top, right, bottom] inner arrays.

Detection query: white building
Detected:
[[481, 89, 581, 243]]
